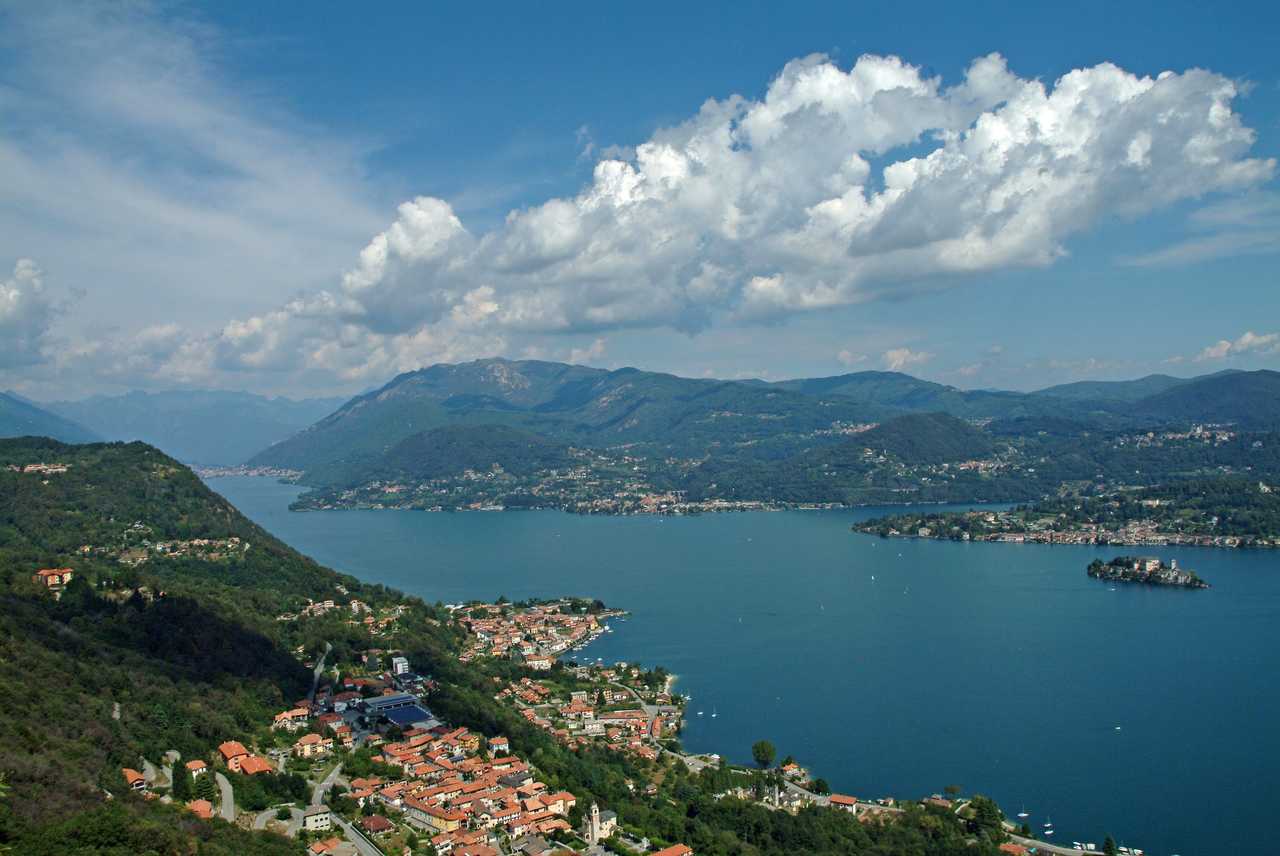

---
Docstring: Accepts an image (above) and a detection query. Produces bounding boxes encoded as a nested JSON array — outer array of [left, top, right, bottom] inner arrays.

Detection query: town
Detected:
[[101, 591, 1081, 856]]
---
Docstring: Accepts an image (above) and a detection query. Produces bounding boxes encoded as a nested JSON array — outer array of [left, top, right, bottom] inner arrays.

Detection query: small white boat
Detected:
[[697, 710, 704, 716]]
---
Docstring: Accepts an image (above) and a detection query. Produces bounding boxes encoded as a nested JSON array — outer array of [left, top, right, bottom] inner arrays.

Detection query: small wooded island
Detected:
[[1088, 556, 1210, 588]]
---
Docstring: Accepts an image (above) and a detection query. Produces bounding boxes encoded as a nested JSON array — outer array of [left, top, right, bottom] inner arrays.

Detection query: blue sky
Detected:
[[1, 0, 1278, 397]]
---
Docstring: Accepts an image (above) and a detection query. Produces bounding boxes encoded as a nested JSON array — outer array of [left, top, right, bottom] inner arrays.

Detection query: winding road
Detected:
[[214, 772, 235, 821]]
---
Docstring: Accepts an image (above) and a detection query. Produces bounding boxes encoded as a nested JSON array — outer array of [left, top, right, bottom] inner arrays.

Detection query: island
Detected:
[[1087, 556, 1210, 588]]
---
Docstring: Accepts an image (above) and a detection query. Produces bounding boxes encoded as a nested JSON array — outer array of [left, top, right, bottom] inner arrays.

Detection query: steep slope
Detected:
[[48, 390, 345, 465], [0, 392, 99, 443], [1134, 370, 1280, 426]]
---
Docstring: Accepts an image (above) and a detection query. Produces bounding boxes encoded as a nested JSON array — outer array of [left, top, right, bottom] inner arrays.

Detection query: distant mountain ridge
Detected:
[[0, 392, 99, 444], [249, 359, 1280, 486], [47, 389, 345, 466]]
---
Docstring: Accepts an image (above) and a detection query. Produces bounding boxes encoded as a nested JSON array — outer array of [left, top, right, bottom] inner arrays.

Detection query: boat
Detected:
[[711, 707, 718, 719], [1017, 806, 1029, 819], [697, 710, 704, 716]]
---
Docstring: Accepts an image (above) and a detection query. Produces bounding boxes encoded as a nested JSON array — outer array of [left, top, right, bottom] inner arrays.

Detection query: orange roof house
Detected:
[[122, 768, 146, 791], [218, 740, 249, 772], [240, 755, 274, 775], [187, 799, 214, 819], [653, 846, 694, 856], [33, 568, 73, 587]]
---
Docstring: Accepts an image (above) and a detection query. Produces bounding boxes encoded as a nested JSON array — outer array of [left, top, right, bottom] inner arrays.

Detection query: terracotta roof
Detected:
[[239, 755, 274, 775], [218, 740, 248, 760], [652, 846, 693, 856], [187, 799, 213, 819], [185, 759, 207, 771], [122, 768, 145, 786]]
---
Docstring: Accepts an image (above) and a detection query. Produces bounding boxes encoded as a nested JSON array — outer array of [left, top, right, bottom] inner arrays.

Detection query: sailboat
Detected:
[[1017, 806, 1029, 819], [710, 706, 718, 719]]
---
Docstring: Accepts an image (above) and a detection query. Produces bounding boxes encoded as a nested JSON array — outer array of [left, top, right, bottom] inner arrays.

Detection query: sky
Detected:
[[1, 0, 1278, 400]]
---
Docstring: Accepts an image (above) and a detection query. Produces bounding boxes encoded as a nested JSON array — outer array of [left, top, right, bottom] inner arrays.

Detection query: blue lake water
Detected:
[[210, 476, 1280, 856]]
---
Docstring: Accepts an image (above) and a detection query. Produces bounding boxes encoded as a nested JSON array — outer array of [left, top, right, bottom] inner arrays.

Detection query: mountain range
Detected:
[[249, 359, 1280, 487], [0, 392, 99, 444], [44, 390, 346, 466]]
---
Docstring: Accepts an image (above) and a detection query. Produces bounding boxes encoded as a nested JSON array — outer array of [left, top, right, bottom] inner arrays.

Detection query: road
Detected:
[[253, 806, 304, 836], [214, 772, 235, 821], [309, 642, 333, 704], [333, 815, 383, 856], [1008, 833, 1103, 855], [312, 762, 343, 806]]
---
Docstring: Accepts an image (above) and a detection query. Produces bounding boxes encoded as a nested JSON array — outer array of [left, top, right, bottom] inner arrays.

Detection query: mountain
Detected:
[[376, 424, 575, 481], [0, 392, 99, 443], [250, 358, 878, 485], [770, 371, 1119, 420], [1134, 369, 1280, 426], [47, 390, 345, 466], [1032, 373, 1200, 403], [850, 412, 995, 464]]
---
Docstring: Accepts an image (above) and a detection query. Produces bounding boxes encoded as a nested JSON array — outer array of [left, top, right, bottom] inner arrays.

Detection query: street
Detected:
[[214, 772, 235, 821]]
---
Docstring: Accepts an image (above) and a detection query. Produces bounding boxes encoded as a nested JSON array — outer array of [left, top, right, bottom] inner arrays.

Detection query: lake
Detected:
[[210, 475, 1280, 856]]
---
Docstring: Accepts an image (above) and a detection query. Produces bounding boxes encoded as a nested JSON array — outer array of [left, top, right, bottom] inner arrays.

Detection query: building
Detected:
[[293, 732, 334, 758], [218, 741, 249, 772], [32, 568, 73, 588], [187, 799, 214, 819], [303, 805, 332, 832], [185, 759, 208, 777], [359, 814, 395, 835], [653, 846, 694, 856], [584, 802, 617, 843], [391, 655, 410, 675], [273, 707, 310, 731], [829, 794, 858, 813], [122, 768, 146, 791], [240, 755, 274, 775]]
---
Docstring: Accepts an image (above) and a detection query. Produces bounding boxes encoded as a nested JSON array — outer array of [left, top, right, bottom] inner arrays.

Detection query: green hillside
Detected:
[[377, 424, 575, 481], [1135, 369, 1280, 426]]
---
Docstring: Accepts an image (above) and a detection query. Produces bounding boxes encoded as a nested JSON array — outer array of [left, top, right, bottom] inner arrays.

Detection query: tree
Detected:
[[1104, 835, 1117, 856], [751, 740, 776, 769], [195, 773, 216, 802], [171, 762, 193, 802], [943, 784, 962, 798], [810, 777, 830, 795], [968, 795, 1006, 842]]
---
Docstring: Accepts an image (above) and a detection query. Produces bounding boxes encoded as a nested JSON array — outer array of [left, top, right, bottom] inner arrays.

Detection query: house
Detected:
[[359, 814, 395, 835], [218, 740, 249, 772], [187, 799, 214, 819], [524, 655, 553, 671], [294, 732, 334, 758], [122, 768, 146, 791], [185, 759, 208, 777], [309, 837, 357, 855], [273, 707, 310, 731], [32, 568, 73, 587], [488, 736, 510, 756], [303, 805, 332, 832], [998, 845, 1030, 856], [391, 656, 410, 675], [240, 755, 274, 776], [829, 794, 858, 813], [653, 846, 694, 856]]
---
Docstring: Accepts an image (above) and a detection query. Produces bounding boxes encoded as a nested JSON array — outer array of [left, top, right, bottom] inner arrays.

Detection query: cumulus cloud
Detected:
[[0, 259, 55, 368], [568, 337, 607, 365], [23, 48, 1274, 391], [1195, 330, 1280, 362], [837, 349, 868, 367], [882, 347, 933, 371]]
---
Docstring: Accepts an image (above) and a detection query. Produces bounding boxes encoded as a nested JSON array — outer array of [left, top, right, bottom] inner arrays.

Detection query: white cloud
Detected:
[[882, 347, 933, 371], [0, 259, 54, 368], [568, 337, 607, 365], [1126, 191, 1280, 267], [837, 349, 868, 367], [8, 37, 1273, 393], [1195, 330, 1280, 362]]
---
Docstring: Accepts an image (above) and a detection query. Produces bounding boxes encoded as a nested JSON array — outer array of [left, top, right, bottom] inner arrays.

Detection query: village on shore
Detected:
[[86, 586, 1099, 856]]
